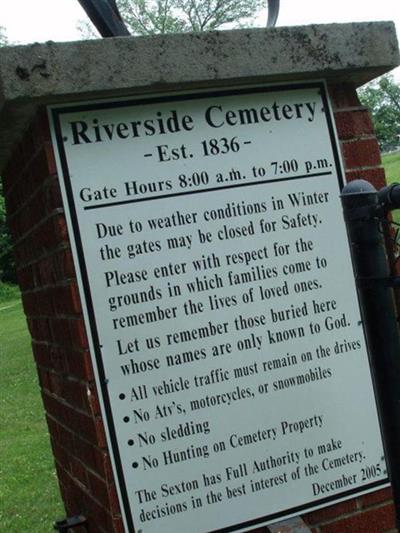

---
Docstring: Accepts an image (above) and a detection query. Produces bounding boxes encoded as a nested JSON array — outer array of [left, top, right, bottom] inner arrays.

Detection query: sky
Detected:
[[0, 0, 399, 81]]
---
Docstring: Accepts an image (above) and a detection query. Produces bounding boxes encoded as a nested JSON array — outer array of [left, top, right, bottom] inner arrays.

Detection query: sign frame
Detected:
[[49, 80, 390, 533]]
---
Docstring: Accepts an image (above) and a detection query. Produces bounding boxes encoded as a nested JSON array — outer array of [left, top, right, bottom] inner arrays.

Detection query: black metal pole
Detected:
[[379, 183, 400, 308], [341, 179, 400, 529], [77, 0, 131, 37], [266, 0, 280, 27]]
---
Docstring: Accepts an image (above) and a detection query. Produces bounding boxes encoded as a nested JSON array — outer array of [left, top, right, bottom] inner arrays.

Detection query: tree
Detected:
[[0, 27, 16, 283], [0, 183, 15, 283], [80, 0, 265, 37], [358, 74, 400, 152], [0, 26, 8, 45]]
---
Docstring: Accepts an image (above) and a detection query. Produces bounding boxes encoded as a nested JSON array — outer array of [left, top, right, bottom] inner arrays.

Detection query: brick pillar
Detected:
[[329, 83, 386, 188], [1, 83, 395, 533], [2, 111, 123, 533]]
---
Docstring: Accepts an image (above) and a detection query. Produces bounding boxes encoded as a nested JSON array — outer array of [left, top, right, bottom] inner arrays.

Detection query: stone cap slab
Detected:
[[0, 21, 399, 172]]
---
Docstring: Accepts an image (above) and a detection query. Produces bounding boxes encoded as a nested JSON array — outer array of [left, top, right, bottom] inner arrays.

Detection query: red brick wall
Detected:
[[0, 82, 394, 533], [1, 112, 124, 533], [330, 84, 386, 190]]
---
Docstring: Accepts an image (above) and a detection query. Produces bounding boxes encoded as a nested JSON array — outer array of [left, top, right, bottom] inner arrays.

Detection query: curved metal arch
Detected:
[[77, 0, 130, 37], [267, 0, 280, 27]]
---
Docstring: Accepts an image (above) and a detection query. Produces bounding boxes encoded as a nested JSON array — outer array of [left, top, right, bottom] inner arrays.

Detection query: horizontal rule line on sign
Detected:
[[83, 171, 332, 210]]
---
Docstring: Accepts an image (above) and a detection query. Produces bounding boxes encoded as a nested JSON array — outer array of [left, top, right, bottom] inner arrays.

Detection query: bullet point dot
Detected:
[[128, 439, 134, 446], [62, 136, 68, 142], [132, 462, 139, 469], [123, 416, 130, 423], [119, 393, 126, 400]]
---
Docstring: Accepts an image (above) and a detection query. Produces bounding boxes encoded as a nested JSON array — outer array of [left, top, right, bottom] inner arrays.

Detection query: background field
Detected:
[[0, 285, 64, 532], [383, 152, 400, 224], [383, 152, 400, 184], [0, 152, 399, 532]]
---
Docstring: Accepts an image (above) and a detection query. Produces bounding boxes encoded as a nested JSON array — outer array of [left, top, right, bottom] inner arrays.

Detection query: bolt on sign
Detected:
[[49, 82, 389, 533]]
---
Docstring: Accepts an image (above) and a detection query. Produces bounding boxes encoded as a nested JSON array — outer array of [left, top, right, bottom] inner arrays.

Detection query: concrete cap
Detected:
[[0, 21, 399, 172]]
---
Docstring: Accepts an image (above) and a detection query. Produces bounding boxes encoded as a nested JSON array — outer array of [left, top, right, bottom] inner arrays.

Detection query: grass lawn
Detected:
[[383, 151, 400, 185], [0, 288, 64, 532], [383, 151, 400, 224]]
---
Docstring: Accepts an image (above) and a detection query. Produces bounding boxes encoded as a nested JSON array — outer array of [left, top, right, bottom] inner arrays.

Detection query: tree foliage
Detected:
[[0, 183, 16, 284], [0, 27, 16, 283], [119, 0, 264, 35], [81, 0, 265, 37], [358, 75, 400, 152], [0, 26, 8, 46]]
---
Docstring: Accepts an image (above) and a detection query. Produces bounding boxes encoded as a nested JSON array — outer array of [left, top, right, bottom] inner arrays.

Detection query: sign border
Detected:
[[49, 80, 389, 533]]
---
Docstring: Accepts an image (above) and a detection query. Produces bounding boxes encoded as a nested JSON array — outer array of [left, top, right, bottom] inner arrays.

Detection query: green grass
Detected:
[[0, 296, 64, 532], [383, 151, 400, 185], [383, 151, 400, 224]]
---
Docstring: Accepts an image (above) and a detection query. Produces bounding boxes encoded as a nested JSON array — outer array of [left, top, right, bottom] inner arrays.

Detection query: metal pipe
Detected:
[[77, 0, 130, 37], [378, 183, 400, 214], [267, 0, 280, 27]]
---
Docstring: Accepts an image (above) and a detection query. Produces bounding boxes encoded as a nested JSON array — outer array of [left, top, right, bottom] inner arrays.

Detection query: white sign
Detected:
[[49, 82, 388, 533]]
